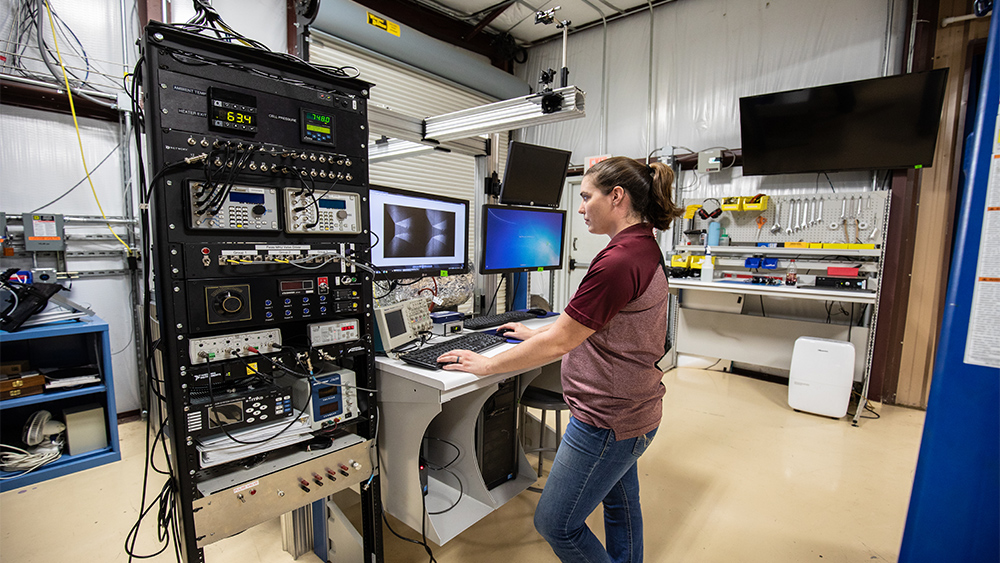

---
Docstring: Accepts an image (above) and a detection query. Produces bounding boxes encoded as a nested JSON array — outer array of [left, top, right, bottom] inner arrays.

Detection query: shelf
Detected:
[[673, 246, 882, 258], [0, 316, 109, 342], [0, 384, 107, 410], [0, 446, 120, 492], [669, 278, 877, 304]]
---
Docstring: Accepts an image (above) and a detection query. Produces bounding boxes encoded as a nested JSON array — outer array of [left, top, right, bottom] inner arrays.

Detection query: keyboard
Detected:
[[463, 310, 536, 330], [399, 332, 508, 370]]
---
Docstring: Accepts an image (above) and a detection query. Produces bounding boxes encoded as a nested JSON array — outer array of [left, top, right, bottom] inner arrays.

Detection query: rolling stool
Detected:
[[519, 385, 569, 492]]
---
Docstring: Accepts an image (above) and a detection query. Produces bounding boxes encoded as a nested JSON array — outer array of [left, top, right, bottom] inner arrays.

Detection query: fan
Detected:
[[0, 411, 65, 474], [22, 410, 66, 448]]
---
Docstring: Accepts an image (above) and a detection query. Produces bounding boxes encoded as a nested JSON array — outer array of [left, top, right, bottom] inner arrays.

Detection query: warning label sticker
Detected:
[[367, 12, 400, 37]]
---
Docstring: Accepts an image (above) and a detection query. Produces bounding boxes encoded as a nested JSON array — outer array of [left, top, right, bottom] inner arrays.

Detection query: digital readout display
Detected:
[[208, 87, 258, 134], [229, 192, 265, 204], [318, 199, 348, 209], [319, 402, 342, 416], [279, 280, 314, 294], [305, 112, 331, 124], [318, 385, 340, 398], [301, 109, 335, 146], [211, 106, 256, 126]]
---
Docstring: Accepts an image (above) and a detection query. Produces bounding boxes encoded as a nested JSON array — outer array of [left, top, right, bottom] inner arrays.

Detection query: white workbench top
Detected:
[[375, 314, 559, 395]]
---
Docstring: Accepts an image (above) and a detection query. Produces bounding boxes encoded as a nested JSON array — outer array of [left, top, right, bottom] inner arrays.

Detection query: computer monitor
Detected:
[[498, 141, 572, 208], [480, 205, 566, 274], [369, 185, 470, 279], [739, 69, 949, 175]]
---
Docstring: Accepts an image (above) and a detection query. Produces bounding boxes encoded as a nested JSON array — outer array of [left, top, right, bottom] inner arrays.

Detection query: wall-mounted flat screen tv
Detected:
[[739, 68, 949, 175]]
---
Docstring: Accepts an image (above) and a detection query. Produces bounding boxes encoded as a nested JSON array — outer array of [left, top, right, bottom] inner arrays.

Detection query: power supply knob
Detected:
[[336, 210, 348, 220], [252, 204, 267, 216], [214, 291, 244, 315]]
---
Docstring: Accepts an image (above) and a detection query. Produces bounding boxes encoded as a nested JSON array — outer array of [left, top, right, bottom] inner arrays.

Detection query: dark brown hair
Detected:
[[583, 156, 683, 230]]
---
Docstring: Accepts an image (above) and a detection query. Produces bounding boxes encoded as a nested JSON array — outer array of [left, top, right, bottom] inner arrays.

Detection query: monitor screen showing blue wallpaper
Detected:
[[481, 205, 566, 273]]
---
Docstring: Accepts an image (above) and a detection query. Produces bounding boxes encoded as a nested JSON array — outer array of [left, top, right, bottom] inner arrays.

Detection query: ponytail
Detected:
[[645, 161, 683, 230], [584, 157, 684, 230]]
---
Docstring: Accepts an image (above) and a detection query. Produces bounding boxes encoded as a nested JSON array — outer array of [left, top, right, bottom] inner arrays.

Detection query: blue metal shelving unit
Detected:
[[0, 316, 121, 492]]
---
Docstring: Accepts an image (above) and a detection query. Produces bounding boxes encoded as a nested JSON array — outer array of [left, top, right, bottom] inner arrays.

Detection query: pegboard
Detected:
[[681, 192, 888, 246]]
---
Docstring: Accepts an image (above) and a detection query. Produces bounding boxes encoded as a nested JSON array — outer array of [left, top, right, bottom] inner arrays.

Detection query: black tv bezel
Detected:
[[479, 204, 567, 275], [497, 141, 572, 208], [739, 68, 949, 176], [368, 184, 471, 280]]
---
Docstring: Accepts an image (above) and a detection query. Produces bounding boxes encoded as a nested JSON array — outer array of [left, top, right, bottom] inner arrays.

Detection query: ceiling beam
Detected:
[[466, 1, 515, 40]]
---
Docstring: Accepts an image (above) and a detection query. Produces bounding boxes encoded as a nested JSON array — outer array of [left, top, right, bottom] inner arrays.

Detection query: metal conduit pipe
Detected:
[[311, 0, 530, 100]]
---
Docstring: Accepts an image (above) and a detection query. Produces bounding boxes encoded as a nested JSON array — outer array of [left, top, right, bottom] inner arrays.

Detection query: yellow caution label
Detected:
[[367, 12, 401, 37]]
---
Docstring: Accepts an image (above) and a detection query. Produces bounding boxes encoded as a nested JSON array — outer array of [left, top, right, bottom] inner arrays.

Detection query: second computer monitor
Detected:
[[498, 141, 571, 208], [480, 205, 566, 274], [369, 185, 470, 279]]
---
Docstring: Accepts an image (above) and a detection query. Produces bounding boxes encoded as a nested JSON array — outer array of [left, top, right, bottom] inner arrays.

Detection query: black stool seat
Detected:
[[520, 386, 569, 411], [519, 385, 569, 491]]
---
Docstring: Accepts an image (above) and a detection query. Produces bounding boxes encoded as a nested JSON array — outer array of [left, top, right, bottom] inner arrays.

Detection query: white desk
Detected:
[[376, 315, 558, 545]]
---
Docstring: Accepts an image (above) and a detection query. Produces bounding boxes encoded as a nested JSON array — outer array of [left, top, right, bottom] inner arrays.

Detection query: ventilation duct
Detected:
[[311, 0, 530, 100]]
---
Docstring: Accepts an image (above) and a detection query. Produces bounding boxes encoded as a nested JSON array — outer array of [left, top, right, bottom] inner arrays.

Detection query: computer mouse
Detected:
[[526, 308, 548, 316], [496, 327, 514, 336]]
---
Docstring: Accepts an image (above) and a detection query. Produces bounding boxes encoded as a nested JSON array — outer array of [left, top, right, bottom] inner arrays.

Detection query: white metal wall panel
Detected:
[[517, 0, 906, 199], [0, 0, 140, 414]]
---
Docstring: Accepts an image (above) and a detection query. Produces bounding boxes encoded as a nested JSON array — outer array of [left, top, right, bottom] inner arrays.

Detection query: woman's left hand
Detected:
[[436, 349, 493, 375]]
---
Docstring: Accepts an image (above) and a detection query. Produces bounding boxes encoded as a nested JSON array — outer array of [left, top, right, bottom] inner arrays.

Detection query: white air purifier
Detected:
[[788, 337, 856, 418]]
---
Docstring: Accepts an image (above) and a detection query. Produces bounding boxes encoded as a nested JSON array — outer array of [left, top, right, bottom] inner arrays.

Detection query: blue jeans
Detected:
[[534, 416, 658, 563]]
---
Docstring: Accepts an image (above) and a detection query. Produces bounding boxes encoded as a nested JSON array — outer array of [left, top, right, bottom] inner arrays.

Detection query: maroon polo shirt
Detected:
[[561, 223, 669, 439]]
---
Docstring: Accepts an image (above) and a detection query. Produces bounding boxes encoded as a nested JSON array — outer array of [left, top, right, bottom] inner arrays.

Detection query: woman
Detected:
[[437, 156, 682, 563]]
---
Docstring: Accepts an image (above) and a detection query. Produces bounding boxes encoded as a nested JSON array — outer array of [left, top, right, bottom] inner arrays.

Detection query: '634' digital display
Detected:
[[208, 87, 258, 135]]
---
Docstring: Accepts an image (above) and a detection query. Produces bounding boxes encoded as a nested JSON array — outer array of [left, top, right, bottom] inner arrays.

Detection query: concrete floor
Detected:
[[0, 367, 925, 562]]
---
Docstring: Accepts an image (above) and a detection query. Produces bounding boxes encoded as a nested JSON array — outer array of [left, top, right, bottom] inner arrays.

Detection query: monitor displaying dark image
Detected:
[[383, 204, 456, 258], [480, 205, 566, 274], [369, 186, 470, 279], [739, 68, 948, 175], [498, 141, 572, 208]]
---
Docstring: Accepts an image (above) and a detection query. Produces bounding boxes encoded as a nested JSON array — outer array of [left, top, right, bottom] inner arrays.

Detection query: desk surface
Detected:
[[375, 315, 559, 393], [669, 278, 877, 304]]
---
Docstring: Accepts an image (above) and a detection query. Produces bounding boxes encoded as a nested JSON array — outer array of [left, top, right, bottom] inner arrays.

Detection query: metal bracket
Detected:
[[367, 85, 586, 163]]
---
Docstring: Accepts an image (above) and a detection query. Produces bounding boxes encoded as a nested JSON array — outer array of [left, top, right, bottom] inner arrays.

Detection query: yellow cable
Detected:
[[44, 0, 132, 254]]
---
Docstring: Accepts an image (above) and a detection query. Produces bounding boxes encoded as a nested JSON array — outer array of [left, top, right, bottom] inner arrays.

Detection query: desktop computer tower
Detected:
[[476, 376, 519, 490]]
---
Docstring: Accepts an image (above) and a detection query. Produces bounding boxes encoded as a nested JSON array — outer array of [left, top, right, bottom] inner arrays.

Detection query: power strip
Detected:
[[189, 328, 283, 364]]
